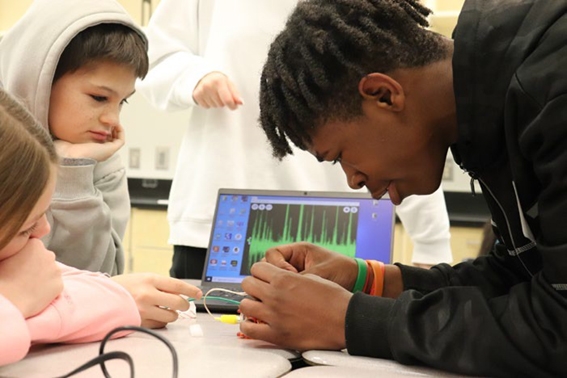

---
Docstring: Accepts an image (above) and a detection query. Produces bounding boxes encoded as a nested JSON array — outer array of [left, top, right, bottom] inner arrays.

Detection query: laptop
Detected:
[[193, 188, 395, 313]]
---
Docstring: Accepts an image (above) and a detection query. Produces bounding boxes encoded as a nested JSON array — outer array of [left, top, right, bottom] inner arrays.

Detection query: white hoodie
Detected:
[[0, 0, 148, 275], [138, 0, 452, 265]]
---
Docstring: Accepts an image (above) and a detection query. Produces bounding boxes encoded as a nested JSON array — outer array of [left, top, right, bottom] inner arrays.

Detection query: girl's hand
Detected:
[[0, 239, 63, 318]]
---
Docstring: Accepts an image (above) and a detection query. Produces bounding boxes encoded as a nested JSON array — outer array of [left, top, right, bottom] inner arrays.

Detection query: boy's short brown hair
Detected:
[[53, 23, 149, 83]]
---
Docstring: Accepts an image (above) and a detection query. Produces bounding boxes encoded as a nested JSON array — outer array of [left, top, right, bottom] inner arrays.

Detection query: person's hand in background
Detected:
[[193, 72, 243, 110]]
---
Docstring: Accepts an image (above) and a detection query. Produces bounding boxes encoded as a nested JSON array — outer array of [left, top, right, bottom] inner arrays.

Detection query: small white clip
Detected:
[[177, 300, 197, 319], [189, 323, 204, 337]]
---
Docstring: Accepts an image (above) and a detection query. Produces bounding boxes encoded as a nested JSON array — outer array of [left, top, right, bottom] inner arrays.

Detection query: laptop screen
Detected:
[[203, 189, 395, 284]]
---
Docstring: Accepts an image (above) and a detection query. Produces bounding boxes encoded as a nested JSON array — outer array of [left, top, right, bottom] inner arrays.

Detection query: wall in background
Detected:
[[424, 0, 465, 37], [118, 92, 189, 179], [0, 0, 30, 31], [0, 0, 161, 30]]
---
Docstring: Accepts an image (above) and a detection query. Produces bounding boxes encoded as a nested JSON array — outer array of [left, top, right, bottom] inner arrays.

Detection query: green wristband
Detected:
[[352, 258, 368, 293]]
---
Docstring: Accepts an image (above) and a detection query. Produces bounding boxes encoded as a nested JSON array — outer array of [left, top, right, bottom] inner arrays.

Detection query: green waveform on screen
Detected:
[[242, 204, 358, 273]]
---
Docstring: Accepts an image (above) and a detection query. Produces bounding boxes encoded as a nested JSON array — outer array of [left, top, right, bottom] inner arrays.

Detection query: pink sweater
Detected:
[[0, 263, 141, 366]]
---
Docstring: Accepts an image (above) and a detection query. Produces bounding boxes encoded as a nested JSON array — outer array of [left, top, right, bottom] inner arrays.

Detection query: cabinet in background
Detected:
[[124, 208, 172, 276], [393, 223, 483, 265]]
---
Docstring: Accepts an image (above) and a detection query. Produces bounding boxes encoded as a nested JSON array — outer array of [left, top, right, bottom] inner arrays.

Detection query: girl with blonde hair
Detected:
[[0, 89, 140, 366]]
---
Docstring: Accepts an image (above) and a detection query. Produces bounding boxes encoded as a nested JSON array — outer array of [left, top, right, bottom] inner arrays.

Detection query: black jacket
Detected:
[[345, 1, 567, 377]]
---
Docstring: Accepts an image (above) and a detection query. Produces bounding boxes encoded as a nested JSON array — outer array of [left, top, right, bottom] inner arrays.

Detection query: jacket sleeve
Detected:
[[27, 263, 141, 345], [395, 186, 453, 265], [0, 296, 30, 366], [345, 270, 563, 378], [43, 154, 128, 275], [137, 0, 223, 111]]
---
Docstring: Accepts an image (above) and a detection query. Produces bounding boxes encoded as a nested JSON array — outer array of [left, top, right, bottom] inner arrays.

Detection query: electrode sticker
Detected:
[[189, 323, 204, 337]]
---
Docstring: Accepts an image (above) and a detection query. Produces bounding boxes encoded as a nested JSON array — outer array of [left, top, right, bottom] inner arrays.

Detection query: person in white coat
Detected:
[[138, 0, 453, 278]]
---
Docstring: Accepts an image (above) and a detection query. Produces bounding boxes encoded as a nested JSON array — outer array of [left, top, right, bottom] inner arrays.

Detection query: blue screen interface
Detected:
[[204, 194, 394, 284]]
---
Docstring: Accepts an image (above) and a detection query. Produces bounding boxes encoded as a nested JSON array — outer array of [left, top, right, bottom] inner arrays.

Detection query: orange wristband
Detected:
[[367, 260, 385, 296], [363, 260, 375, 294]]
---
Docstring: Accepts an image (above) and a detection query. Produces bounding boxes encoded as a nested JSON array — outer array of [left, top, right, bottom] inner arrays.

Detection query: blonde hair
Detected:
[[0, 89, 58, 249]]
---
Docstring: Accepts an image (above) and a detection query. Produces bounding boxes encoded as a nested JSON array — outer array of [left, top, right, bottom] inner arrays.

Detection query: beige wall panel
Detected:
[[131, 247, 172, 275]]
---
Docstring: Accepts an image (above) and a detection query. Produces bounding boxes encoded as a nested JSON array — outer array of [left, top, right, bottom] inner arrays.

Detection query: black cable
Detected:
[[99, 326, 178, 378], [56, 325, 178, 378], [56, 351, 134, 378]]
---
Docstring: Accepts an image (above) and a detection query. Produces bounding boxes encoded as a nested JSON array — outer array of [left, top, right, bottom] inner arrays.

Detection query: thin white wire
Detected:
[[203, 287, 248, 319]]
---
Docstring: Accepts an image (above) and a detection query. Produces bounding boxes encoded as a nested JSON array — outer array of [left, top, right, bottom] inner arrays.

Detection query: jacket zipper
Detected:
[[469, 177, 476, 196], [476, 176, 534, 277]]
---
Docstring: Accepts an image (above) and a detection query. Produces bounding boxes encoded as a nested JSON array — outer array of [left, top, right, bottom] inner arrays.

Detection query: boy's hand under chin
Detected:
[[53, 125, 125, 162]]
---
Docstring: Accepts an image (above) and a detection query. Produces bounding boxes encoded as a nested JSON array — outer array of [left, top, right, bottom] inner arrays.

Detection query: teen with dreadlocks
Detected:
[[138, 0, 454, 278], [238, 0, 567, 377]]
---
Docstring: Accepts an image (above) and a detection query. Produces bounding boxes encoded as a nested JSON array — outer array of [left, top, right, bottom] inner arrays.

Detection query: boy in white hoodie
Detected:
[[0, 0, 202, 329]]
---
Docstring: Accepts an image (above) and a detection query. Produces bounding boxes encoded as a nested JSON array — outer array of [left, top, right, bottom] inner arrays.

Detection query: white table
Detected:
[[0, 313, 295, 377], [299, 350, 485, 377]]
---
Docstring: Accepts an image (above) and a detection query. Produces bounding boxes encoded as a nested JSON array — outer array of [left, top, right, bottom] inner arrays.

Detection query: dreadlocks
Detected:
[[259, 0, 450, 159]]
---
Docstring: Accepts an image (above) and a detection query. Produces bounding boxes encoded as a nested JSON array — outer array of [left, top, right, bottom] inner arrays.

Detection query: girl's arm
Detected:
[[28, 263, 141, 345], [0, 295, 30, 366]]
